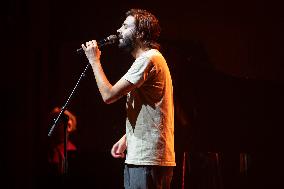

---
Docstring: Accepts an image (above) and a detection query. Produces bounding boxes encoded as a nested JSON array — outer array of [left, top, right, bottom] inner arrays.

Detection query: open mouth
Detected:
[[117, 34, 123, 40]]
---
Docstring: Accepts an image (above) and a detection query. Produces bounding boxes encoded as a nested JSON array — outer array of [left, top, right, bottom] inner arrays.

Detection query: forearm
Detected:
[[120, 134, 126, 142], [119, 134, 127, 147], [90, 60, 114, 103], [81, 40, 117, 104]]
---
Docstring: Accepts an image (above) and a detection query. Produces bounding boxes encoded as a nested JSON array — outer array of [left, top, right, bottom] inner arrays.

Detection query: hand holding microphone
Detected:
[[77, 34, 118, 52], [79, 34, 118, 64], [81, 40, 102, 63]]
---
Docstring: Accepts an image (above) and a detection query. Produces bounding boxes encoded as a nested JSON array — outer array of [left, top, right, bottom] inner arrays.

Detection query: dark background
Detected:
[[1, 0, 284, 188]]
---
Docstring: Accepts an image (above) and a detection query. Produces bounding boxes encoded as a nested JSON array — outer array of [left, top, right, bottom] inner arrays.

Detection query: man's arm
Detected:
[[91, 60, 135, 104], [111, 134, 127, 158], [82, 40, 136, 104]]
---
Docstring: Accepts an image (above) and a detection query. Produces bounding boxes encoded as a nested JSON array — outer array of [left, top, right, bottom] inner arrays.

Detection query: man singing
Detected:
[[82, 9, 175, 189]]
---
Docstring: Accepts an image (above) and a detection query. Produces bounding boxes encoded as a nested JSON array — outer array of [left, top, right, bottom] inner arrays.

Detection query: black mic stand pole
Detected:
[[63, 115, 69, 176]]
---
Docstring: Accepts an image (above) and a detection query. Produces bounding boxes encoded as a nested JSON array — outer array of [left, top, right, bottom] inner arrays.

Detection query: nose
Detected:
[[117, 25, 123, 33]]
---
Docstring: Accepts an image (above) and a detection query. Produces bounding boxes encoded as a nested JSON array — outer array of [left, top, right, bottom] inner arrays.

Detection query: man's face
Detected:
[[117, 15, 136, 51]]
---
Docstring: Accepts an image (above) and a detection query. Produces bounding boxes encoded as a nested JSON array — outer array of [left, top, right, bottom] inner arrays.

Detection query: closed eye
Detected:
[[123, 23, 128, 29]]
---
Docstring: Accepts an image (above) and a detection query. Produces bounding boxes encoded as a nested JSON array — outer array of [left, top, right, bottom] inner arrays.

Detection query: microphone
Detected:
[[76, 34, 118, 52]]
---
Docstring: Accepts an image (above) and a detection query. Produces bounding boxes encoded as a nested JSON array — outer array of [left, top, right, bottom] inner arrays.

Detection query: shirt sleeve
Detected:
[[122, 55, 153, 88]]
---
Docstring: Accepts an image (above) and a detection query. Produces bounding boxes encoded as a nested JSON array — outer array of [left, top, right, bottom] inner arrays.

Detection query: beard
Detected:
[[118, 33, 136, 52]]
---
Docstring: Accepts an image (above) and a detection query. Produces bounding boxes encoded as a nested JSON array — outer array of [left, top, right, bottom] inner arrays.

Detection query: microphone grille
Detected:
[[107, 35, 118, 43]]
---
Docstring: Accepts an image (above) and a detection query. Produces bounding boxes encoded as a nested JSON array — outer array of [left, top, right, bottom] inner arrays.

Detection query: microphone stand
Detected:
[[47, 39, 116, 180], [48, 63, 90, 181]]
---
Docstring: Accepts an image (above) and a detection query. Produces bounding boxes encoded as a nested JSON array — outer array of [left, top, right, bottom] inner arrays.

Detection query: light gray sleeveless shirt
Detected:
[[122, 49, 175, 166]]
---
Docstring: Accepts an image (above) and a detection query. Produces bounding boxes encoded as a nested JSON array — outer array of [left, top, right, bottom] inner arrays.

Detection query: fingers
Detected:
[[112, 153, 125, 158], [81, 40, 98, 51], [117, 143, 126, 154], [81, 43, 86, 50], [116, 153, 125, 158], [111, 142, 125, 158], [92, 40, 98, 47], [115, 146, 125, 158], [111, 143, 117, 157]]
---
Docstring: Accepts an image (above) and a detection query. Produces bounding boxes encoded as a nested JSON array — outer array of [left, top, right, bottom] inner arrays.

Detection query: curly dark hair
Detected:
[[126, 9, 161, 50]]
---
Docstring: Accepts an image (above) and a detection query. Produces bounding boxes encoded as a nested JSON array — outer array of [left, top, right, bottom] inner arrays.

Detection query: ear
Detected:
[[135, 31, 144, 39]]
